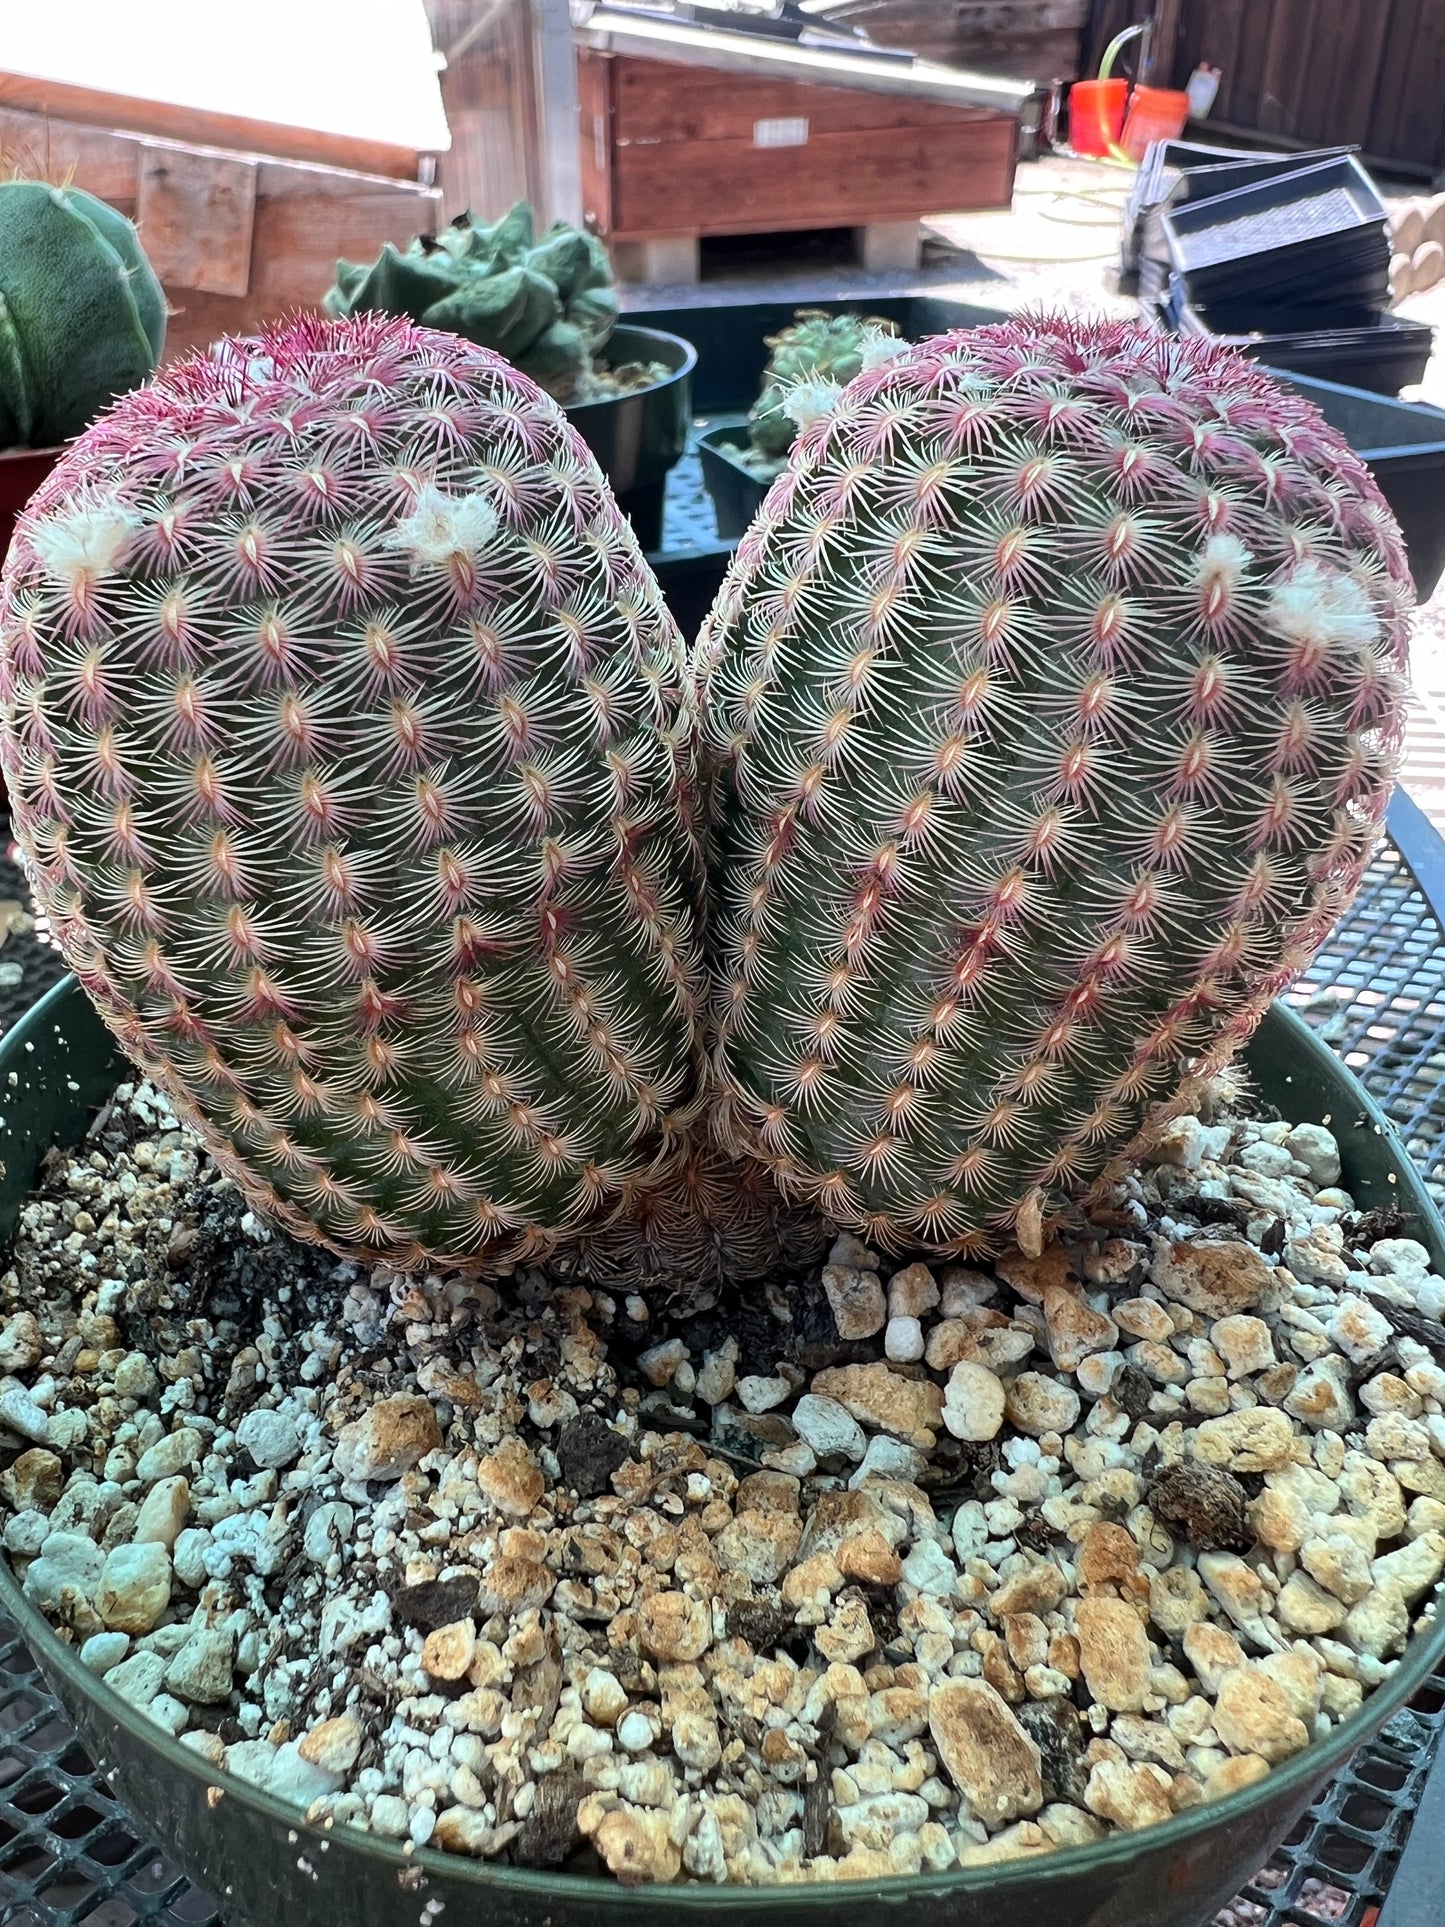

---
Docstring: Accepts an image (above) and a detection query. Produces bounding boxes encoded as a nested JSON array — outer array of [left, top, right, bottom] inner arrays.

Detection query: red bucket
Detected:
[[1069, 77, 1128, 156], [1120, 85, 1191, 161]]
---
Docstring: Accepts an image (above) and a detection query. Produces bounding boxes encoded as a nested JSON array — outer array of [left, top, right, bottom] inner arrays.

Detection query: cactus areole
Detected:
[[0, 314, 707, 1269], [696, 316, 1413, 1257]]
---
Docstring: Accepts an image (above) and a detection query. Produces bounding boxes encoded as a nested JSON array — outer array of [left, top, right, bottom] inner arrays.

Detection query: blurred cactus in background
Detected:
[[747, 309, 903, 465], [325, 203, 620, 404], [0, 180, 166, 450]]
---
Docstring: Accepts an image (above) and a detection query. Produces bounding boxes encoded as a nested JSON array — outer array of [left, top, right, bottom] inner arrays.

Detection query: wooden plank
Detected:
[[1144, 0, 1182, 83], [0, 99, 440, 357], [0, 104, 138, 205], [138, 145, 257, 298], [1327, 0, 1387, 146], [609, 53, 1002, 142], [428, 0, 545, 220], [799, 0, 1088, 78], [1259, 0, 1390, 149], [608, 115, 1016, 238], [1080, 0, 1150, 80], [579, 11, 1032, 112], [1173, 0, 1273, 129], [242, 181, 441, 305], [0, 69, 426, 181]]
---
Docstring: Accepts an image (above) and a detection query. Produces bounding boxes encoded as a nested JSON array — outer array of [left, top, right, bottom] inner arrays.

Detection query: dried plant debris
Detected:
[[1, 1082, 1443, 1885]]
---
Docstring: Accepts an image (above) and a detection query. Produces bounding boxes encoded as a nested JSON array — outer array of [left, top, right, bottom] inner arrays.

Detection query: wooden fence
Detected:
[[1085, 0, 1445, 175]]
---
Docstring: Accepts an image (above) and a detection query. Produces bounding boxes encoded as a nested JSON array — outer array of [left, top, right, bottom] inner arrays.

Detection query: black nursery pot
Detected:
[[2, 980, 1444, 1927], [567, 323, 696, 552], [697, 423, 774, 541]]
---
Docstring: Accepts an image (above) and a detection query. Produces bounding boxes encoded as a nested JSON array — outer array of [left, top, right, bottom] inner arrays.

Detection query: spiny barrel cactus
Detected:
[[0, 181, 166, 449], [696, 314, 1412, 1257], [748, 310, 901, 463], [325, 203, 619, 405], [0, 313, 707, 1270]]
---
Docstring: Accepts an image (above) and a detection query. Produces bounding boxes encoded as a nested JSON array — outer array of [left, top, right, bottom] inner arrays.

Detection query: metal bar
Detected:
[[1376, 1708, 1445, 1927], [575, 7, 1036, 112], [1387, 785, 1445, 935]]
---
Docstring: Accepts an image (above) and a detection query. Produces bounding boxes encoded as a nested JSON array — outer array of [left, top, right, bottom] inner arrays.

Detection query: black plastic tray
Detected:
[[1269, 368, 1445, 597], [1162, 279, 1436, 401], [1120, 141, 1361, 288], [1163, 153, 1389, 273]]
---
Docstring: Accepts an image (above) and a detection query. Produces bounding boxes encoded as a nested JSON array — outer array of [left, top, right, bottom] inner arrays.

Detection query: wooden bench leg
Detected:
[[611, 235, 702, 285], [856, 220, 922, 273]]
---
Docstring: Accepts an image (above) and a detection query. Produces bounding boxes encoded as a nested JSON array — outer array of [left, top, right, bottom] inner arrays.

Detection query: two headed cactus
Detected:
[[0, 310, 1413, 1277], [0, 181, 166, 450], [325, 203, 620, 405]]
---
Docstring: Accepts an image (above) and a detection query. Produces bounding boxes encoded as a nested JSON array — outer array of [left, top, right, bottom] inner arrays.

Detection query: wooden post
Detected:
[[531, 0, 583, 227], [857, 221, 922, 273], [1144, 0, 1183, 86], [425, 0, 582, 226]]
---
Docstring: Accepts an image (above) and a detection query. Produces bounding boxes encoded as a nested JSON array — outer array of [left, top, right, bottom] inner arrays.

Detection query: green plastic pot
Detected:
[[1, 977, 1443, 1927]]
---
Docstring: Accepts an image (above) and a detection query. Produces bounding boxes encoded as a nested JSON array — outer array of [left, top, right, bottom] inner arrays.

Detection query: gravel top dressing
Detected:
[[2, 1072, 1444, 1887]]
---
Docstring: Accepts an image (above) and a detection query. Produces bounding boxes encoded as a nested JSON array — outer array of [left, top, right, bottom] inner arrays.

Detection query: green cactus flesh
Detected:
[[697, 315, 1412, 1257], [749, 310, 901, 462], [0, 181, 165, 448], [0, 314, 707, 1270]]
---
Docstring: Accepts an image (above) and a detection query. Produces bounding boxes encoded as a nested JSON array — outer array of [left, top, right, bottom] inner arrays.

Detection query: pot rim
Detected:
[[1, 980, 1443, 1908], [565, 323, 698, 415]]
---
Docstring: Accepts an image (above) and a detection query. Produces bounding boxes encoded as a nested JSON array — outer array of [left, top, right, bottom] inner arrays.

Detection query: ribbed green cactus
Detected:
[[696, 315, 1412, 1256], [0, 313, 707, 1270], [0, 181, 165, 449], [325, 204, 619, 405], [748, 309, 901, 462]]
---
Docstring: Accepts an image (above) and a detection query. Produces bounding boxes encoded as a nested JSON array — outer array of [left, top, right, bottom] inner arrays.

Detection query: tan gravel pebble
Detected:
[[942, 1360, 1007, 1442], [821, 1265, 887, 1341], [929, 1678, 1044, 1825], [331, 1395, 440, 1483], [808, 1363, 943, 1447], [638, 1591, 712, 1662], [1212, 1668, 1310, 1763], [422, 1618, 478, 1680], [1075, 1596, 1152, 1712], [1151, 1240, 1274, 1317]]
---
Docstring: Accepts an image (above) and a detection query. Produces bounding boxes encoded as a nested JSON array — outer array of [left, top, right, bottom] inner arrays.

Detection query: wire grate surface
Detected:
[[0, 793, 1442, 1924]]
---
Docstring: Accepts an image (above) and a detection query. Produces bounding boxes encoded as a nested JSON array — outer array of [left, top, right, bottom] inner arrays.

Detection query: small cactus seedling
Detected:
[[696, 314, 1412, 1256], [0, 314, 707, 1270], [325, 204, 620, 405], [0, 180, 165, 449], [747, 309, 903, 466]]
